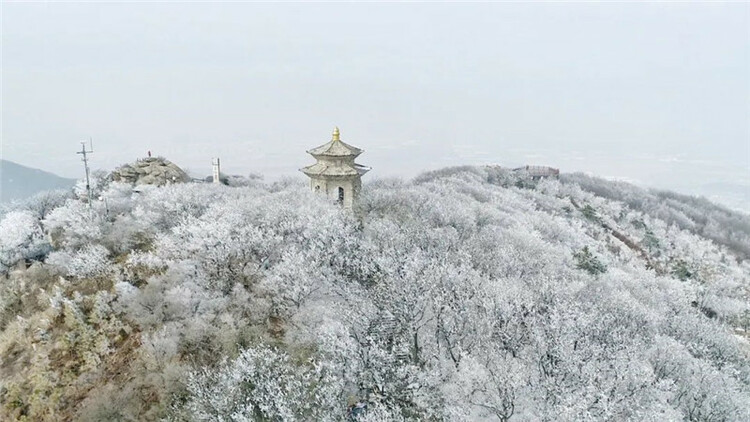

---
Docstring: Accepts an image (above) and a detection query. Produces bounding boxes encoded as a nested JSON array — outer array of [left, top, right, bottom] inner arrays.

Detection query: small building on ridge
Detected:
[[300, 127, 370, 208]]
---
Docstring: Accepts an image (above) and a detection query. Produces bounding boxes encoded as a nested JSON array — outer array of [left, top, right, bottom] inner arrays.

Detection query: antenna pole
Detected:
[[212, 157, 221, 184], [76, 140, 94, 213]]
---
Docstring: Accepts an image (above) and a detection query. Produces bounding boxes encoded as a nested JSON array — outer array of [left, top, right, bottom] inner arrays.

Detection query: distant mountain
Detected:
[[0, 160, 76, 203], [691, 182, 750, 214]]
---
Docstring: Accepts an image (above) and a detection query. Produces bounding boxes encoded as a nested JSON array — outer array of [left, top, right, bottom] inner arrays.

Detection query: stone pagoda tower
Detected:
[[301, 127, 370, 208]]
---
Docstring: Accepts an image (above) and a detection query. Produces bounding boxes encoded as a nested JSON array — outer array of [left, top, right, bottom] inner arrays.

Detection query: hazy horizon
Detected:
[[2, 3, 748, 209]]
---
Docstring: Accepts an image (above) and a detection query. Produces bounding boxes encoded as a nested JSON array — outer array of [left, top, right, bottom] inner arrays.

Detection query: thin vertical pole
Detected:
[[212, 158, 221, 184], [76, 140, 94, 217]]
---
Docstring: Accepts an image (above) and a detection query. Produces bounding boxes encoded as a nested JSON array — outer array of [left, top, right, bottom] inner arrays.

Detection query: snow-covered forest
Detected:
[[1, 165, 749, 421]]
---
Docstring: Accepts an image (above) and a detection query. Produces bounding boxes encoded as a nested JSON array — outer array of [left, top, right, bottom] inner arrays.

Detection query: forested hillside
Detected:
[[1, 166, 749, 421]]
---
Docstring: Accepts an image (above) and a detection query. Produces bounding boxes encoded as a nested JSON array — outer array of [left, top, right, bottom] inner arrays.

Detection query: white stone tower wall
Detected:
[[310, 177, 356, 208]]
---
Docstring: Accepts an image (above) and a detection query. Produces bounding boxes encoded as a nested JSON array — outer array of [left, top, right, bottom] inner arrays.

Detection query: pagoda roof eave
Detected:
[[354, 165, 371, 176], [309, 151, 363, 159], [300, 162, 365, 178], [306, 139, 364, 157]]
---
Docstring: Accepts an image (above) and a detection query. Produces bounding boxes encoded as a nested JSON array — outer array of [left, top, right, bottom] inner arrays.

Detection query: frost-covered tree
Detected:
[[0, 210, 48, 271], [176, 345, 346, 422], [46, 243, 112, 279], [2, 165, 749, 422]]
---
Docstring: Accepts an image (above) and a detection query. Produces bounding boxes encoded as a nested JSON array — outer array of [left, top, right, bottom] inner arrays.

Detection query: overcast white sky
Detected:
[[2, 2, 748, 208]]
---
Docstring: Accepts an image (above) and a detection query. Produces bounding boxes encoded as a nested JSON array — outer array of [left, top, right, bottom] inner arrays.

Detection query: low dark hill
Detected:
[[0, 160, 76, 203]]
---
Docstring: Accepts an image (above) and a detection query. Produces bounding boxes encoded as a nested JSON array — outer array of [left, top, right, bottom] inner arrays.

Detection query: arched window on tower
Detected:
[[338, 187, 345, 204]]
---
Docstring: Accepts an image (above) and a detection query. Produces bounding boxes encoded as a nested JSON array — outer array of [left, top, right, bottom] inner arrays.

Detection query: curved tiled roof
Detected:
[[307, 139, 363, 158], [301, 127, 370, 179], [300, 162, 371, 177], [306, 127, 363, 157]]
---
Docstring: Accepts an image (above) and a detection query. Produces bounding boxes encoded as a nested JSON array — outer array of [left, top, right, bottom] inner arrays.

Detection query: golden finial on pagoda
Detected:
[[332, 126, 340, 141]]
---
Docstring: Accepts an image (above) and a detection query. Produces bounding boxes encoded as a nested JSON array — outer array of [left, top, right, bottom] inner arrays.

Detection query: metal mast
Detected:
[[212, 158, 221, 184], [76, 139, 94, 210]]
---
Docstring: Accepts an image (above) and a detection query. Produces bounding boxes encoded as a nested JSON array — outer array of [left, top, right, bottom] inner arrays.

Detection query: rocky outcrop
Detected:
[[110, 157, 190, 186]]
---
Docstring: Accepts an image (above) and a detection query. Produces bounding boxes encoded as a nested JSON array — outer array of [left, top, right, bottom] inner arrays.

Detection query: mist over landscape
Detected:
[[1, 3, 749, 422], [2, 2, 748, 211]]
